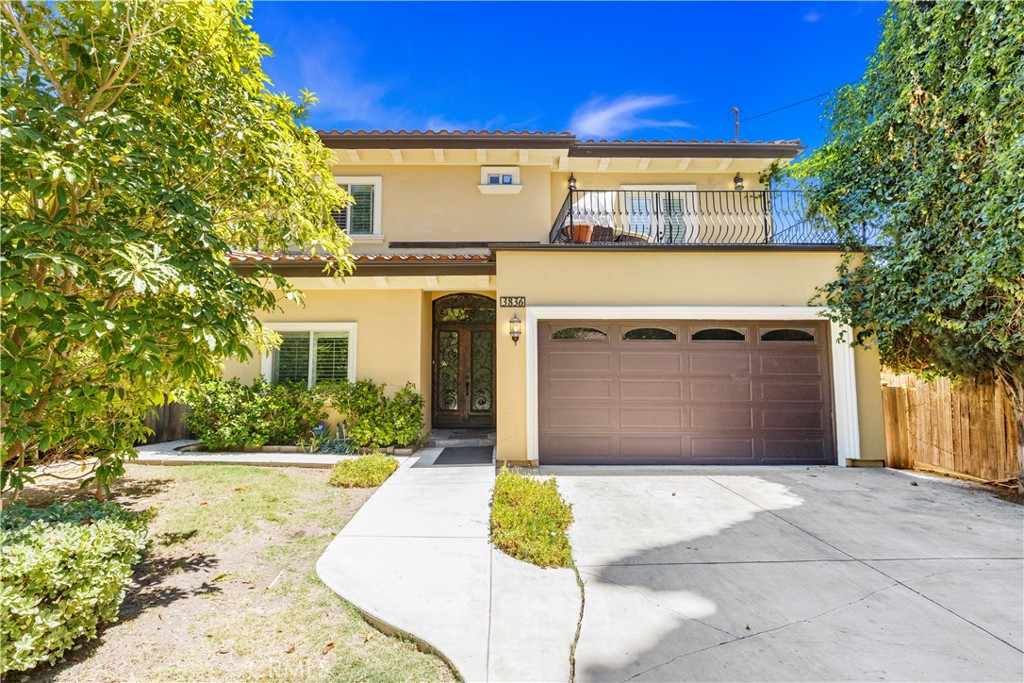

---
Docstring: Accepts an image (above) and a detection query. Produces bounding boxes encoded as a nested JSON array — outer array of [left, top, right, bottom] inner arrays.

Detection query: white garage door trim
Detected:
[[525, 306, 859, 466]]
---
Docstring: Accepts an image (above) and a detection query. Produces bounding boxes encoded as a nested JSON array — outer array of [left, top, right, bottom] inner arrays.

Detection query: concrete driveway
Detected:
[[547, 467, 1023, 682]]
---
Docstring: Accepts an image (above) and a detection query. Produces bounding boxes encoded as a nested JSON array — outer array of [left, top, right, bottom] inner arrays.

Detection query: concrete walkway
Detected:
[[316, 448, 579, 682], [135, 440, 354, 468], [549, 466, 1023, 682]]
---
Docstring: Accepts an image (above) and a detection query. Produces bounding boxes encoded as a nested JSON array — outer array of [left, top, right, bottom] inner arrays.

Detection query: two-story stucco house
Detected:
[[225, 130, 885, 467]]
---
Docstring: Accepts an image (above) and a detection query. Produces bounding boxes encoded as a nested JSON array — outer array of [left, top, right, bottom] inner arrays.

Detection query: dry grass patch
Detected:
[[9, 464, 452, 683]]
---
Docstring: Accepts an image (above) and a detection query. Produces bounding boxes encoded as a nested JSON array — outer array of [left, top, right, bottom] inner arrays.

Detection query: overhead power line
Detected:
[[740, 82, 855, 123]]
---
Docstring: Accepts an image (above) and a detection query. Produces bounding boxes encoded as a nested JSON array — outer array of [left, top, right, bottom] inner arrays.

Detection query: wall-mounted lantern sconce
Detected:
[[568, 174, 577, 192], [733, 173, 745, 191], [509, 314, 522, 345]]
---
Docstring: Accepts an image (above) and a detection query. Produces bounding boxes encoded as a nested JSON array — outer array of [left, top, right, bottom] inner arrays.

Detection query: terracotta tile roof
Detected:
[[317, 129, 574, 137], [316, 130, 803, 157], [227, 251, 491, 264], [315, 129, 799, 145], [578, 138, 802, 146]]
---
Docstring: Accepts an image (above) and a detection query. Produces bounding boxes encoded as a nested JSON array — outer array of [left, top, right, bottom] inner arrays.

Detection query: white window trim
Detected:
[[478, 166, 523, 194], [334, 176, 383, 236], [260, 322, 358, 387], [525, 306, 860, 466]]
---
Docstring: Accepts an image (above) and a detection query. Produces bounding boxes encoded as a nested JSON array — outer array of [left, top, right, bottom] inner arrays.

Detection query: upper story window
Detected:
[[332, 176, 382, 236], [478, 166, 522, 194]]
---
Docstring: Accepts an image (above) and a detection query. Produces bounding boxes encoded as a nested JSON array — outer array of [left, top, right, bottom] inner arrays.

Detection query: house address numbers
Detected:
[[499, 296, 526, 308]]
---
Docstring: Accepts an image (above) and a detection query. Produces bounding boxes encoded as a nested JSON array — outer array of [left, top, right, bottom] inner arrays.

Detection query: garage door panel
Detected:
[[761, 408, 824, 430], [691, 379, 752, 402], [543, 436, 612, 458], [621, 379, 683, 401], [539, 319, 835, 465], [620, 407, 684, 429], [546, 351, 612, 372], [548, 378, 613, 400], [761, 438, 830, 462], [761, 381, 823, 402], [548, 406, 614, 428], [619, 351, 683, 373], [620, 436, 684, 458], [691, 407, 753, 430], [760, 355, 822, 375], [688, 352, 751, 376], [691, 437, 754, 459]]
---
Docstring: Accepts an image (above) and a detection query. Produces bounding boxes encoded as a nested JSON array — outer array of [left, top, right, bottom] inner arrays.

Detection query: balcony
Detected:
[[549, 187, 860, 246]]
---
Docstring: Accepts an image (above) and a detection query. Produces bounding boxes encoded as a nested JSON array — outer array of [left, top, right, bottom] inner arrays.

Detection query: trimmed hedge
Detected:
[[1, 501, 148, 674], [328, 453, 400, 488], [490, 467, 575, 568], [185, 378, 425, 450], [184, 378, 327, 449]]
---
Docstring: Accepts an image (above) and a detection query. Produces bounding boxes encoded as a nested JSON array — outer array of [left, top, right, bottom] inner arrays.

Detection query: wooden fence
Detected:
[[141, 396, 193, 444], [881, 373, 1019, 483]]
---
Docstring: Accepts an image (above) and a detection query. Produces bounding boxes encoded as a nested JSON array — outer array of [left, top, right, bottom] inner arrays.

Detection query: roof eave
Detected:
[[569, 142, 804, 159]]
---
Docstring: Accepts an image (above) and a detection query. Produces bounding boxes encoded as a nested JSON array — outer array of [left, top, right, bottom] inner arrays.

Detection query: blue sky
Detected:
[[250, 1, 887, 155]]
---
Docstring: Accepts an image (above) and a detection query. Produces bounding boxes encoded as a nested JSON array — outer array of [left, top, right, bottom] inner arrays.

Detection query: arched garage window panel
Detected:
[[552, 327, 608, 341], [623, 327, 677, 341], [691, 328, 746, 342], [761, 328, 816, 342], [433, 294, 496, 323]]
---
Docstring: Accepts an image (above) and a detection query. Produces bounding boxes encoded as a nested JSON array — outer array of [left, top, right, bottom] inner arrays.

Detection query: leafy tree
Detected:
[[1, 0, 352, 496], [784, 2, 1023, 484]]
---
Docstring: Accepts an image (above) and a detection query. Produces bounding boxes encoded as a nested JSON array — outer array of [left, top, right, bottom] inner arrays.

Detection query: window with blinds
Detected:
[[314, 333, 349, 383], [272, 332, 350, 386], [273, 333, 310, 384], [331, 183, 376, 235]]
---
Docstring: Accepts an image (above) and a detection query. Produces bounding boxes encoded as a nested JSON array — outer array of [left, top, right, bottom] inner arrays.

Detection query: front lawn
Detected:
[[9, 464, 452, 682]]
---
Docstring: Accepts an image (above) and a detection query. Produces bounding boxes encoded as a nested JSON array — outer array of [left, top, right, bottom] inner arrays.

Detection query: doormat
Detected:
[[434, 446, 493, 466]]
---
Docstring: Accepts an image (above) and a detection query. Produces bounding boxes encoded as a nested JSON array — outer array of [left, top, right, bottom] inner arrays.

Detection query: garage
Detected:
[[538, 320, 836, 465]]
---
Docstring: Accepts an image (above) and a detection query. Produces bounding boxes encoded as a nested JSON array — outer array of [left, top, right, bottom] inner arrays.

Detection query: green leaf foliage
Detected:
[[0, 501, 148, 673], [319, 380, 426, 449], [785, 2, 1023, 387], [327, 453, 399, 488], [183, 378, 327, 450], [490, 467, 575, 569], [1, 1, 352, 493]]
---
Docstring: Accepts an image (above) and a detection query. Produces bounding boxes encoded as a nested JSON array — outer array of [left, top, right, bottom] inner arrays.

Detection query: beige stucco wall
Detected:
[[331, 164, 553, 248], [493, 249, 886, 463], [328, 163, 762, 249], [221, 288, 431, 427]]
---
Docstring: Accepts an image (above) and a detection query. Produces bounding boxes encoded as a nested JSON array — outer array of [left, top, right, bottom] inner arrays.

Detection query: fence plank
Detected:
[[881, 372, 1018, 483], [140, 395, 193, 444]]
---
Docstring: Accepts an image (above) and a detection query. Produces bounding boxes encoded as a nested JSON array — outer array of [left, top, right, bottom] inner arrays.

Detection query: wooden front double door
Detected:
[[432, 294, 496, 429]]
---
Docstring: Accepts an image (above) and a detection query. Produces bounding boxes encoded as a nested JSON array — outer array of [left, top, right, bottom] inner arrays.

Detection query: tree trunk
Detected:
[[995, 369, 1024, 494]]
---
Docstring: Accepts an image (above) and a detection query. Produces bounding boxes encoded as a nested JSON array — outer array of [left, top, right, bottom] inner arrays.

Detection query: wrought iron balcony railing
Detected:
[[549, 188, 859, 246]]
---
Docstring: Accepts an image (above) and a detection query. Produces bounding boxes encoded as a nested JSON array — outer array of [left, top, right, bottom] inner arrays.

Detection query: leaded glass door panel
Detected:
[[432, 295, 496, 428]]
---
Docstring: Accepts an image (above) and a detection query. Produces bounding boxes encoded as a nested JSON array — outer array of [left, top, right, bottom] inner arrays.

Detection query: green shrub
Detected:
[[184, 379, 327, 449], [319, 380, 425, 449], [490, 467, 575, 568], [0, 501, 148, 674], [328, 454, 399, 488], [388, 382, 426, 448]]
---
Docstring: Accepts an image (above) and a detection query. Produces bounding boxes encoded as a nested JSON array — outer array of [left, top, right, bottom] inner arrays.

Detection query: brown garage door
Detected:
[[538, 320, 835, 465]]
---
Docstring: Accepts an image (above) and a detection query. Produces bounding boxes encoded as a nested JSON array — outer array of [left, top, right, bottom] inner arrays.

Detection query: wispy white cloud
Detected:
[[568, 95, 694, 139], [267, 19, 481, 132], [803, 10, 822, 23], [296, 53, 401, 128]]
